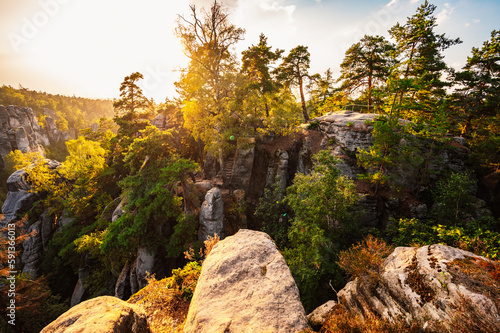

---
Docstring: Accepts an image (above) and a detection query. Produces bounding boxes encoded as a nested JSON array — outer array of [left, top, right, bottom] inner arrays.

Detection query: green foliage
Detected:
[[167, 261, 202, 300], [101, 126, 198, 259], [254, 179, 290, 250], [283, 150, 359, 310], [431, 172, 476, 225], [5, 150, 66, 209], [358, 116, 410, 192], [59, 137, 109, 217], [389, 216, 500, 260], [275, 45, 313, 121], [453, 30, 500, 168], [338, 35, 394, 112]]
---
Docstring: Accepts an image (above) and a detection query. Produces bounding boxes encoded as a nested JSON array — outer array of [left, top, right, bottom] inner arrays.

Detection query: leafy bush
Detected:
[[431, 172, 476, 225], [283, 150, 360, 311], [254, 178, 290, 249], [167, 261, 202, 301]]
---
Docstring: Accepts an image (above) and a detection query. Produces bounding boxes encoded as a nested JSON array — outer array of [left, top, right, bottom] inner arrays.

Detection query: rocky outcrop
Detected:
[[21, 220, 42, 279], [41, 296, 150, 333], [1, 160, 61, 223], [307, 300, 337, 329], [198, 187, 225, 242], [0, 105, 49, 168], [1, 169, 38, 222], [317, 111, 376, 152], [338, 244, 500, 329], [150, 113, 168, 130], [115, 247, 161, 300], [70, 266, 90, 307], [184, 229, 310, 333], [230, 139, 255, 193]]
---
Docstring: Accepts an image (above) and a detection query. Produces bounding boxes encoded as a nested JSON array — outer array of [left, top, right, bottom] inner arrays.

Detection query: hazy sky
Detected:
[[0, 0, 498, 102]]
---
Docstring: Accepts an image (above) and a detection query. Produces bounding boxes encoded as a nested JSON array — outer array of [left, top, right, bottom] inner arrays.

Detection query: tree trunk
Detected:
[[299, 76, 309, 121]]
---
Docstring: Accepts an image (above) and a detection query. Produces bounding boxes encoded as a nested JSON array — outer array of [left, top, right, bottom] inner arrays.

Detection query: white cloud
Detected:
[[385, 0, 399, 8], [473, 19, 480, 23], [410, 0, 419, 3], [436, 3, 454, 25]]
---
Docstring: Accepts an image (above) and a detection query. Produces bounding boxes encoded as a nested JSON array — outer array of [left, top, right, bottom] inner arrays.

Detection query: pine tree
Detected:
[[241, 33, 283, 117], [388, 0, 461, 119], [338, 35, 394, 112], [275, 45, 314, 121]]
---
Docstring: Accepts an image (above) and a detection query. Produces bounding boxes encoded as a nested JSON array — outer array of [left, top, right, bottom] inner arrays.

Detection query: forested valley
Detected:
[[1, 1, 500, 332]]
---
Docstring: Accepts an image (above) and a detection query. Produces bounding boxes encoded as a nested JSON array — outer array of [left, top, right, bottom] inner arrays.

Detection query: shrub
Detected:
[[338, 235, 393, 281], [321, 304, 421, 333], [167, 261, 202, 301], [128, 274, 189, 333]]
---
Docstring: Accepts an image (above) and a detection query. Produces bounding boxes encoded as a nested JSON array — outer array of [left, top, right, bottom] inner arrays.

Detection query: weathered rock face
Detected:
[[307, 300, 337, 329], [1, 169, 38, 222], [0, 105, 49, 167], [184, 229, 310, 333], [41, 296, 150, 333], [198, 187, 225, 242], [70, 266, 90, 307], [114, 247, 165, 301], [21, 220, 42, 279], [317, 111, 376, 152], [230, 140, 255, 193], [338, 244, 500, 328], [150, 113, 168, 130]]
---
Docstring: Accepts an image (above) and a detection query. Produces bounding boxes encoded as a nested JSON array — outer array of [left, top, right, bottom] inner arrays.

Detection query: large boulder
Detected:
[[184, 229, 310, 333], [198, 187, 225, 241], [317, 111, 376, 153], [338, 244, 500, 329], [41, 296, 150, 333]]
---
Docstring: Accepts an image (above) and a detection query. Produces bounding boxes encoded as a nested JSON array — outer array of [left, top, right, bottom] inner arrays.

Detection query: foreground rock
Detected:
[[307, 300, 337, 330], [41, 296, 150, 333], [184, 229, 310, 333], [338, 244, 500, 329]]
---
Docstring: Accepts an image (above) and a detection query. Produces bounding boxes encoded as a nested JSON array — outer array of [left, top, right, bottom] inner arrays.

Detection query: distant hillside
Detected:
[[0, 85, 114, 132]]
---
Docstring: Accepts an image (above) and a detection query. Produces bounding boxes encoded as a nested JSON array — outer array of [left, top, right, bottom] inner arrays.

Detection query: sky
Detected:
[[0, 0, 499, 102]]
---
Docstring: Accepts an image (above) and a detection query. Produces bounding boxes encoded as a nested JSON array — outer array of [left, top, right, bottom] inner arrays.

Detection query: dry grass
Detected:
[[320, 304, 421, 333], [128, 275, 189, 333], [338, 235, 393, 281]]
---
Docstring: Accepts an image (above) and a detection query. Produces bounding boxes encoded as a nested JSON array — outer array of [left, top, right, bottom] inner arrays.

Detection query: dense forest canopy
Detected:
[[1, 1, 500, 332]]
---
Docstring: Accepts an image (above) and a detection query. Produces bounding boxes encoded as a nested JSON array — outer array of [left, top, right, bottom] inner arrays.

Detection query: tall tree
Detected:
[[388, 0, 461, 118], [453, 30, 500, 167], [113, 72, 151, 117], [241, 33, 283, 117], [175, 0, 244, 183], [338, 35, 394, 111], [275, 45, 314, 121]]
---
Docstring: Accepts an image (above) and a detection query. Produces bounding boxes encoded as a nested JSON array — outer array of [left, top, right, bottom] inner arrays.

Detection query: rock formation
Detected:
[[41, 296, 150, 333], [1, 169, 38, 223], [338, 244, 500, 329], [0, 105, 76, 168], [0, 105, 49, 167], [198, 187, 225, 241], [307, 300, 337, 330], [183, 229, 310, 333]]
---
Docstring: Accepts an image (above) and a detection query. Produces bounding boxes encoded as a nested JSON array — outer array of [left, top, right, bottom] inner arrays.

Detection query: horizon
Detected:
[[0, 0, 499, 102]]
